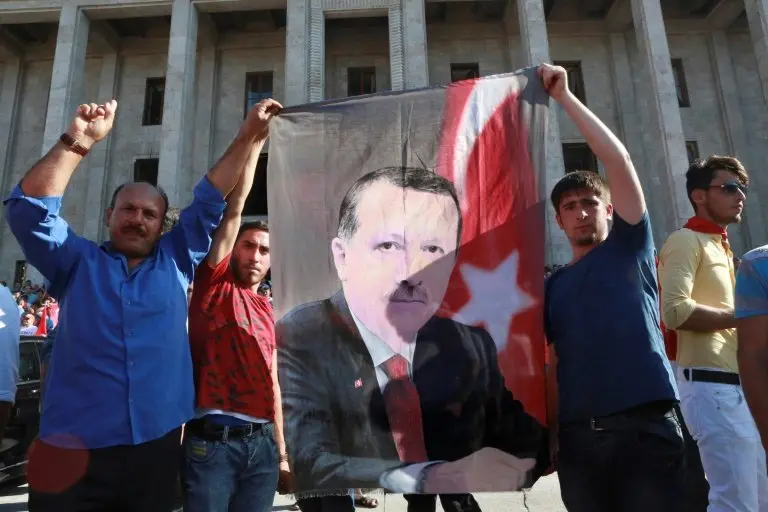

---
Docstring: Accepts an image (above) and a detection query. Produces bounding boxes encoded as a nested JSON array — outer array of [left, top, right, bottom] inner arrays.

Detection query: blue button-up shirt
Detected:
[[4, 177, 225, 449]]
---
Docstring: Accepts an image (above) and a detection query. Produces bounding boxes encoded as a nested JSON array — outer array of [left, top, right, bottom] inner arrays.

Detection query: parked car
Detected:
[[0, 336, 44, 482]]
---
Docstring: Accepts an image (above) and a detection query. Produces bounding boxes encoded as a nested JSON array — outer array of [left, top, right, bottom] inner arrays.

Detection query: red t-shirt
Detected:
[[188, 254, 276, 421]]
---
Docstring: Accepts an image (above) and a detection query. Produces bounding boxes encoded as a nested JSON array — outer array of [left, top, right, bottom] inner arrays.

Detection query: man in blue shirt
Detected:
[[541, 63, 683, 511], [5, 97, 281, 512], [735, 245, 768, 455]]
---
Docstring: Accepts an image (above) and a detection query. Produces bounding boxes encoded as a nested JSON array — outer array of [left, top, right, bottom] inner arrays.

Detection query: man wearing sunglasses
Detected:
[[658, 156, 767, 510]]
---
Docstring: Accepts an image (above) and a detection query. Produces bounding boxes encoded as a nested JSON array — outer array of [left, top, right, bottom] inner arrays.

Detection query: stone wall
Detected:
[[0, 7, 767, 280]]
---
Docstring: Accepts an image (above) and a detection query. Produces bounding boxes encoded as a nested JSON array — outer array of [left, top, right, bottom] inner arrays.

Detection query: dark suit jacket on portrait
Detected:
[[276, 291, 549, 495]]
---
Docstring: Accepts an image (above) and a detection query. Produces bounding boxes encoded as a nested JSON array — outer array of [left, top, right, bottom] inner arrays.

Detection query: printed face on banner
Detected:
[[331, 180, 460, 349], [269, 68, 550, 499]]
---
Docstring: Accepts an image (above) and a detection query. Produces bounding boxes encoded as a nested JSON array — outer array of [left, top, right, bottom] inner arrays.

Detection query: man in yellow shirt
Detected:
[[659, 155, 767, 511]]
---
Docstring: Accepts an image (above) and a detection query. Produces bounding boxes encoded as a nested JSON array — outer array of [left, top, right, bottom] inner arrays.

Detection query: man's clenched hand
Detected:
[[241, 98, 283, 141], [423, 447, 536, 494], [68, 100, 118, 150], [538, 63, 570, 103]]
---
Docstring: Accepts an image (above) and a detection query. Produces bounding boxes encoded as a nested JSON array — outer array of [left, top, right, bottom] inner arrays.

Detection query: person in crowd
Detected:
[[184, 107, 291, 512], [736, 245, 768, 456], [542, 62, 683, 512], [658, 156, 760, 510], [4, 97, 280, 512], [278, 165, 547, 512], [0, 284, 20, 444], [20, 312, 36, 336]]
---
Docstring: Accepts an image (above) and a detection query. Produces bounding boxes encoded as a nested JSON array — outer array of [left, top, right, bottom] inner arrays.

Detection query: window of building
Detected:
[[562, 143, 598, 173], [142, 77, 165, 126], [245, 72, 274, 117], [347, 67, 376, 97], [134, 158, 159, 186], [686, 141, 700, 164], [554, 61, 586, 104], [243, 154, 269, 216], [450, 63, 480, 83], [671, 59, 691, 108]]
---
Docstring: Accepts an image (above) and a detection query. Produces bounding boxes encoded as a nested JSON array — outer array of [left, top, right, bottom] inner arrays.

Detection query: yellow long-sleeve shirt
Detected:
[[658, 228, 737, 372]]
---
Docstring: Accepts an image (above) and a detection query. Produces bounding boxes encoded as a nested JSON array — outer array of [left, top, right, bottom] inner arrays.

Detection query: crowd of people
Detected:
[[3, 281, 58, 336], [0, 61, 765, 512]]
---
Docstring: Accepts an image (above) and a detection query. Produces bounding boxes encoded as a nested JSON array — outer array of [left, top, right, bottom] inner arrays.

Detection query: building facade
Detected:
[[0, 0, 766, 284]]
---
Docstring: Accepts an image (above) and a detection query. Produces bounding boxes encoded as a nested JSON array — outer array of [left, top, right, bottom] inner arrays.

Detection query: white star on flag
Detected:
[[452, 251, 536, 352]]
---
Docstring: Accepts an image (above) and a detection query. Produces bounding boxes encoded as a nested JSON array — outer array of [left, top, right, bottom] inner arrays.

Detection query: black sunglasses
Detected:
[[709, 181, 748, 196]]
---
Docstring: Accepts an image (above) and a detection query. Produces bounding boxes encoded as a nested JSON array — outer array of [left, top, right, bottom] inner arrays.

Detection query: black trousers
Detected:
[[27, 427, 182, 512], [296, 495, 355, 511], [676, 404, 709, 512], [297, 493, 479, 512], [404, 493, 481, 512], [557, 406, 686, 512]]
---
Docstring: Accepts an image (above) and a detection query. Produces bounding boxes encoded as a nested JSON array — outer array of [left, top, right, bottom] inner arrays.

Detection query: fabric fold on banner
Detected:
[[269, 66, 551, 500]]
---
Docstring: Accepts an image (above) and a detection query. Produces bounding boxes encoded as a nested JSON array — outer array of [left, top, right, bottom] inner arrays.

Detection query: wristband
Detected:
[[60, 133, 90, 157], [279, 453, 288, 463]]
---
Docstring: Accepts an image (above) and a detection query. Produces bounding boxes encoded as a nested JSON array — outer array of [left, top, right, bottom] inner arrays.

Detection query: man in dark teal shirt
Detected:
[[5, 97, 281, 512], [540, 63, 682, 512]]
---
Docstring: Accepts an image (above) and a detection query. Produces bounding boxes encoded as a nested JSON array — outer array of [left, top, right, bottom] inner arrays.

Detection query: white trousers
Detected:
[[677, 366, 768, 512]]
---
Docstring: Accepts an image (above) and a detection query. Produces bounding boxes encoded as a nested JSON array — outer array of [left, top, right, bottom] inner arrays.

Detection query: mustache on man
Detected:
[[122, 224, 148, 237], [389, 281, 429, 303]]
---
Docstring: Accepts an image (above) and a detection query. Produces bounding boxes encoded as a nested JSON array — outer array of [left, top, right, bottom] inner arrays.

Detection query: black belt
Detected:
[[563, 400, 676, 432], [683, 368, 740, 386], [186, 418, 267, 442]]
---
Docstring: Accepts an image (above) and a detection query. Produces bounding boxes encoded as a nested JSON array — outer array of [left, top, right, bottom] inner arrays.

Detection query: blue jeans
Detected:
[[181, 423, 279, 512]]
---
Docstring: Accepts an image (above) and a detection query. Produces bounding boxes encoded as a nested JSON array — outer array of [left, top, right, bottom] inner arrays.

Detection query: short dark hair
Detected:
[[686, 155, 748, 212], [337, 167, 463, 244], [237, 220, 269, 241], [109, 182, 170, 217], [550, 171, 610, 212]]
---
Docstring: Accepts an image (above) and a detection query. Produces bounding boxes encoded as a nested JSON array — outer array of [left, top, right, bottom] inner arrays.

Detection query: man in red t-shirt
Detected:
[[183, 98, 290, 512]]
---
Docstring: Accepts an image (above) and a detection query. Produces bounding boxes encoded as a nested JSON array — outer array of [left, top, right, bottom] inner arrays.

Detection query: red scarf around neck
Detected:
[[684, 216, 728, 243]]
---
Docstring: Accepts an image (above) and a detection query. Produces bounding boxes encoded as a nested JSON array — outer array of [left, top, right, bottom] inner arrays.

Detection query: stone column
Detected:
[[285, 0, 309, 105], [158, 0, 198, 207], [709, 30, 767, 249], [608, 32, 669, 241], [389, 0, 429, 91], [608, 34, 646, 170], [630, 0, 690, 234], [516, 0, 569, 264], [285, 0, 324, 104], [191, 46, 218, 198], [745, 0, 768, 103], [307, 0, 325, 102], [42, 3, 90, 154], [0, 58, 22, 197], [83, 53, 119, 241]]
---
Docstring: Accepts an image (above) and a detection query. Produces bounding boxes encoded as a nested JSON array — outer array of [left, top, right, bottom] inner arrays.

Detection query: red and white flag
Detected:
[[270, 67, 550, 497]]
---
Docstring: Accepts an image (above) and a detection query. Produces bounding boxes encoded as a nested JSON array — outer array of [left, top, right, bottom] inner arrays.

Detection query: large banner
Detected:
[[269, 67, 550, 499]]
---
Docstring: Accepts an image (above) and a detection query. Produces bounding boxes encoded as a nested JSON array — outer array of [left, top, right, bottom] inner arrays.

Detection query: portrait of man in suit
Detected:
[[277, 167, 549, 512]]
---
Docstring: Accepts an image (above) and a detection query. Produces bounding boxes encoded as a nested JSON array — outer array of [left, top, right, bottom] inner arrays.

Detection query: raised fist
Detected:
[[241, 98, 283, 141], [538, 63, 570, 103], [68, 100, 118, 149]]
